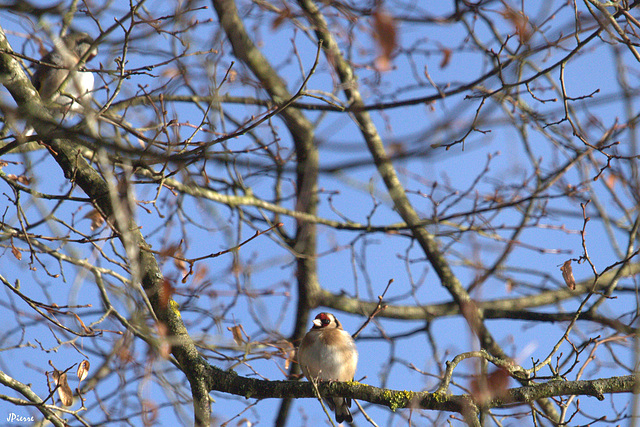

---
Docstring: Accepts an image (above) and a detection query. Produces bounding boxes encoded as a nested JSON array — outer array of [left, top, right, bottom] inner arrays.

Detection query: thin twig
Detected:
[[352, 279, 393, 339], [354, 399, 379, 427], [309, 376, 337, 427]]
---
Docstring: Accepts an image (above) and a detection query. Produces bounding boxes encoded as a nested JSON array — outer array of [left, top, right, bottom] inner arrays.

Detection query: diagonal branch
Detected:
[[293, 0, 562, 421], [295, 0, 506, 362], [0, 26, 212, 427]]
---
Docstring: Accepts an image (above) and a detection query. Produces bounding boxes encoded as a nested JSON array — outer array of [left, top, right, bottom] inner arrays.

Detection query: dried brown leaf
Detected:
[[11, 243, 21, 261], [501, 5, 532, 43], [282, 342, 295, 370], [173, 247, 187, 275], [83, 209, 105, 231], [116, 335, 134, 364], [160, 279, 175, 309], [156, 322, 171, 359], [486, 367, 510, 394], [460, 299, 481, 335], [160, 242, 182, 259], [161, 66, 181, 79], [271, 5, 292, 30], [52, 370, 73, 406], [561, 260, 576, 290], [470, 367, 510, 405], [77, 360, 90, 382], [372, 7, 397, 71], [193, 264, 209, 285], [439, 47, 452, 69], [228, 325, 245, 346], [16, 175, 31, 185]]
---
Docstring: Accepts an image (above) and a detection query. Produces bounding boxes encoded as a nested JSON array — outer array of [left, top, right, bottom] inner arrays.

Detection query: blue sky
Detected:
[[1, 1, 639, 426]]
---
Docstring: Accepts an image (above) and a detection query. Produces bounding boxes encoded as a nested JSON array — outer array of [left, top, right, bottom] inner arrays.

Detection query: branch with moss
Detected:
[[0, 26, 212, 427], [203, 365, 636, 427]]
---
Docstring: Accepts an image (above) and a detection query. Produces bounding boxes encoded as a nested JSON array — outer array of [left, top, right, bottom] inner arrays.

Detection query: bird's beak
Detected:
[[312, 319, 322, 328]]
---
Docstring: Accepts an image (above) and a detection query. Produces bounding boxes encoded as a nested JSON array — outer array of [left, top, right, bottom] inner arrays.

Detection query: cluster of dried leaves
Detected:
[[49, 359, 90, 407]]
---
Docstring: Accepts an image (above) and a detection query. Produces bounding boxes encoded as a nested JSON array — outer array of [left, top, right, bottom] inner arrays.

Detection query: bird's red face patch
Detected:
[[312, 312, 331, 329]]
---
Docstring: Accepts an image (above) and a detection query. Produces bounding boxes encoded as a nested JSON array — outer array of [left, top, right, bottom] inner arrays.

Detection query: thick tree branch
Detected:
[[293, 0, 563, 421], [0, 370, 66, 427], [205, 365, 636, 419], [0, 26, 211, 427]]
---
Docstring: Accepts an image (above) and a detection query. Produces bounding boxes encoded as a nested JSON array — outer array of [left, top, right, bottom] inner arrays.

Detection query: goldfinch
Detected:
[[298, 312, 358, 424]]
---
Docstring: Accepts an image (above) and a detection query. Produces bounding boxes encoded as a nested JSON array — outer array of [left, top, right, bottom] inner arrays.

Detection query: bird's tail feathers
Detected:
[[328, 397, 353, 424]]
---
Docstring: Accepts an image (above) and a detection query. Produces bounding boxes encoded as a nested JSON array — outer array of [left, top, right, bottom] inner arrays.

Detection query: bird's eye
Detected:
[[322, 318, 330, 325]]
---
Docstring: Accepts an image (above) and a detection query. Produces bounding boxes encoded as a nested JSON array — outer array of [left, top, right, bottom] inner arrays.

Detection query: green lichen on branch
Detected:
[[383, 389, 416, 411], [432, 391, 448, 403]]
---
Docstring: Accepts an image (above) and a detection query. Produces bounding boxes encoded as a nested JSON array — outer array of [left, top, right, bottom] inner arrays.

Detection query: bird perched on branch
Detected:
[[14, 32, 99, 151], [32, 31, 97, 112], [298, 312, 358, 424]]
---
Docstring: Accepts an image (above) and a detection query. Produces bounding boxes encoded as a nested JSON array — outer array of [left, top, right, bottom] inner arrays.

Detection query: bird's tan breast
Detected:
[[298, 329, 358, 381]]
